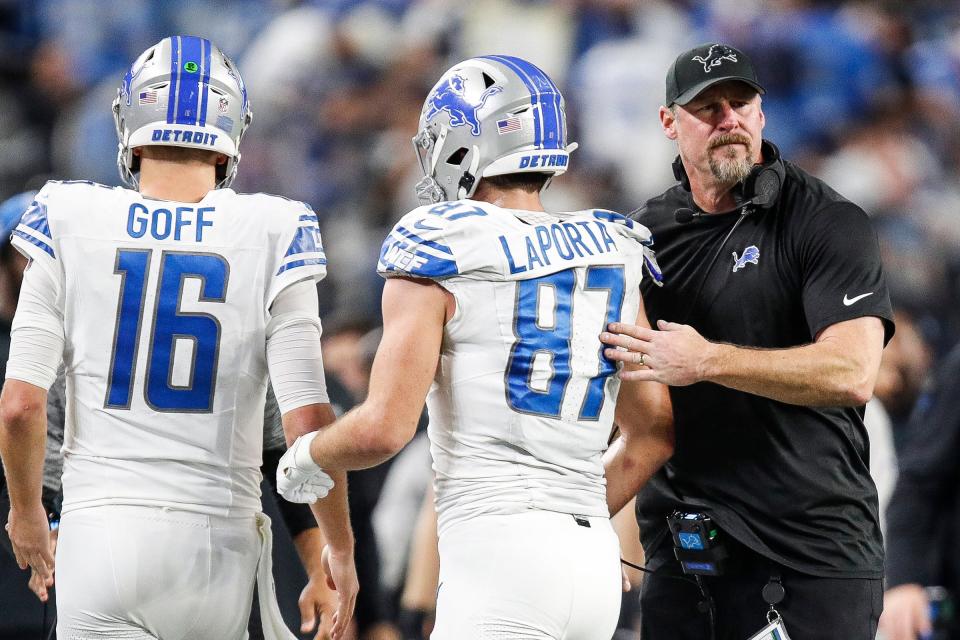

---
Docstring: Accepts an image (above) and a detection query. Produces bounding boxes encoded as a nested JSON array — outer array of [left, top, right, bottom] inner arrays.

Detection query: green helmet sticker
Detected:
[[184, 61, 199, 73]]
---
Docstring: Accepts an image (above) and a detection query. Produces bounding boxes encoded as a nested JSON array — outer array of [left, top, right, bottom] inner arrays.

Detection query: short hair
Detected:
[[139, 146, 221, 164], [481, 172, 551, 193]]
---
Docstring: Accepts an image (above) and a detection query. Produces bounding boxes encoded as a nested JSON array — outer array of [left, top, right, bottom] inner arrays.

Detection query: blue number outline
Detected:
[[144, 250, 229, 413], [504, 265, 625, 420], [579, 265, 626, 421], [104, 249, 229, 413], [104, 249, 152, 409], [504, 270, 575, 417]]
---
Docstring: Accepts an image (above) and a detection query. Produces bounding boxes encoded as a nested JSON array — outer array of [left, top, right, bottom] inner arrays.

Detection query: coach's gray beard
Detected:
[[708, 135, 754, 184], [709, 148, 753, 184]]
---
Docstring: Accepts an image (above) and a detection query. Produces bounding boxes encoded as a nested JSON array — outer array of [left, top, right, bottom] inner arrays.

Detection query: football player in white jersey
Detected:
[[276, 56, 674, 638], [0, 36, 356, 640]]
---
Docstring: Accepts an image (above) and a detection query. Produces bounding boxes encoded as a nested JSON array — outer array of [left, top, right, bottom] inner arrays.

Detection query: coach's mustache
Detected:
[[708, 134, 752, 149]]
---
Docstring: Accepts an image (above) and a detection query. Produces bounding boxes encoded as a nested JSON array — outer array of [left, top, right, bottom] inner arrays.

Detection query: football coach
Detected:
[[601, 43, 896, 639]]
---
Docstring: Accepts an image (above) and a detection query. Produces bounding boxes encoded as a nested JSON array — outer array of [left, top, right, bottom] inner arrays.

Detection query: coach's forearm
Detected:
[[700, 316, 885, 407], [703, 341, 872, 406]]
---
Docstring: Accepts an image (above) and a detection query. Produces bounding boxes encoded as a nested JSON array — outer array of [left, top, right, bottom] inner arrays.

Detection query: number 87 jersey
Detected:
[[9, 180, 326, 516], [378, 200, 662, 534]]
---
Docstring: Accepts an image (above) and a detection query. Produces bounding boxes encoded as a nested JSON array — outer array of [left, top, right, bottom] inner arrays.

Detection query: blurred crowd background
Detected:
[[1, 0, 959, 638]]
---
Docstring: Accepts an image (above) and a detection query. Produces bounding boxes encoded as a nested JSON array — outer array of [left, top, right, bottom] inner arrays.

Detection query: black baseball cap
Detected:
[[665, 43, 765, 106]]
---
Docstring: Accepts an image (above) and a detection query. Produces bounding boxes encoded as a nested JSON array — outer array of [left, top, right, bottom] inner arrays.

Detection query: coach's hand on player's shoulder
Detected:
[[601, 319, 715, 386], [277, 431, 335, 503], [322, 544, 359, 640], [5, 503, 55, 589]]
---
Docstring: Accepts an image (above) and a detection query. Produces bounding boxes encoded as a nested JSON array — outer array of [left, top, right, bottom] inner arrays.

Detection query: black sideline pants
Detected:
[[640, 536, 882, 640]]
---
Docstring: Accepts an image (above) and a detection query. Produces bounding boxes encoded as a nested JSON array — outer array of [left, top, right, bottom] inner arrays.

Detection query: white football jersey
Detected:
[[11, 181, 326, 516], [378, 200, 661, 533]]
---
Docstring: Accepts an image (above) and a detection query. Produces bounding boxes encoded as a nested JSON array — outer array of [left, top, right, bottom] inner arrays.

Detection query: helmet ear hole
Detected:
[[446, 147, 469, 165], [481, 72, 496, 89]]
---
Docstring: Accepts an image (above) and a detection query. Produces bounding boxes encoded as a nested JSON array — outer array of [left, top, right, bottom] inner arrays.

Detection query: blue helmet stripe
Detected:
[[174, 36, 204, 125], [198, 38, 212, 126], [482, 55, 542, 148], [516, 56, 561, 149], [488, 55, 563, 150], [166, 36, 181, 124], [537, 62, 564, 145], [506, 56, 562, 150]]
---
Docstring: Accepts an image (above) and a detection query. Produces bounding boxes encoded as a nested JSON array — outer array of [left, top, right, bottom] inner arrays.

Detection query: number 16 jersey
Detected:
[[378, 200, 661, 534], [9, 181, 326, 517]]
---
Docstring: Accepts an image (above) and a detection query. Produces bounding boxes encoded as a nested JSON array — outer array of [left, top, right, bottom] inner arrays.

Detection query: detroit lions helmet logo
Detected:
[[732, 245, 760, 272], [693, 45, 739, 74], [424, 74, 503, 136]]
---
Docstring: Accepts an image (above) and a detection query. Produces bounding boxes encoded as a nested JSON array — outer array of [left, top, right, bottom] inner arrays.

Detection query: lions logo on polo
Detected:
[[732, 245, 760, 272], [424, 74, 503, 136], [693, 44, 739, 74]]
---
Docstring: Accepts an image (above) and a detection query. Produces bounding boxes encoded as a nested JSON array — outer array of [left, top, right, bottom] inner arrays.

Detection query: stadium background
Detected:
[[0, 0, 958, 638]]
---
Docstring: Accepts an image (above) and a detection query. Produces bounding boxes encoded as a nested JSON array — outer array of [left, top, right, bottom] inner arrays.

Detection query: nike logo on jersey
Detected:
[[843, 292, 874, 306], [413, 219, 442, 232]]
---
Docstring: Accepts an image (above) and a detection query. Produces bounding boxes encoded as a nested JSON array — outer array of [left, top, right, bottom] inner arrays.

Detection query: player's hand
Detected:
[[5, 504, 55, 588], [277, 432, 335, 503], [27, 527, 58, 602], [601, 319, 713, 386], [322, 544, 359, 640], [878, 584, 932, 640], [298, 570, 339, 640]]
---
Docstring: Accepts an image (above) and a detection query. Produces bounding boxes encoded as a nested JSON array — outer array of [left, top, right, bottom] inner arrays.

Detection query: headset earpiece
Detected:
[[672, 139, 784, 211], [741, 140, 784, 210], [672, 155, 691, 191]]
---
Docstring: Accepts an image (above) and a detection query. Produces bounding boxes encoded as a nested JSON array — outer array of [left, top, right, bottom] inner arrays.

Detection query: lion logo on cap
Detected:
[[693, 45, 738, 74]]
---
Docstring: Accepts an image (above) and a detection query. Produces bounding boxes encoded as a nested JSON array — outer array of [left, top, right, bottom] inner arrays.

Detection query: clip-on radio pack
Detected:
[[667, 511, 729, 576]]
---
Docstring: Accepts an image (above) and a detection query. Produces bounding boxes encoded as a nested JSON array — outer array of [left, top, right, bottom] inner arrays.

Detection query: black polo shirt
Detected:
[[633, 158, 895, 578]]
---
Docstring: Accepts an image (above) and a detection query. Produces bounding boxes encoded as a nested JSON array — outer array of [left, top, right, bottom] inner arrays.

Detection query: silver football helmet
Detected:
[[112, 36, 253, 188], [413, 55, 578, 203]]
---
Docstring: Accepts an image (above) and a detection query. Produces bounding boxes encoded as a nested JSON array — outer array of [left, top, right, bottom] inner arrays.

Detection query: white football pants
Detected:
[[56, 505, 291, 640], [431, 510, 622, 640]]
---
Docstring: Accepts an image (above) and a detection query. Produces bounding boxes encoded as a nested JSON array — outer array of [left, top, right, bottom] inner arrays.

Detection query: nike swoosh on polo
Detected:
[[843, 292, 874, 306]]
